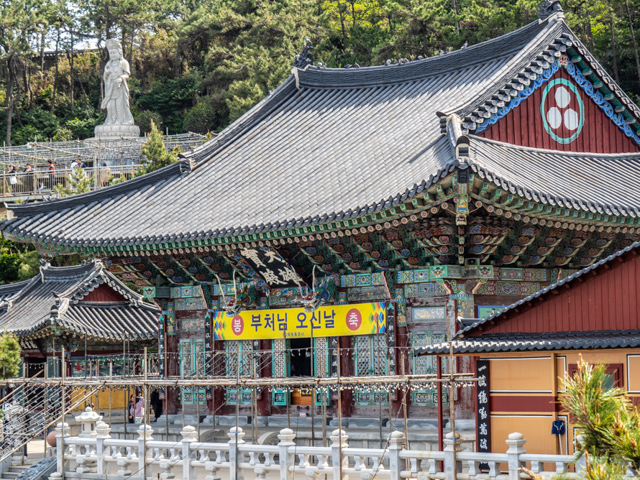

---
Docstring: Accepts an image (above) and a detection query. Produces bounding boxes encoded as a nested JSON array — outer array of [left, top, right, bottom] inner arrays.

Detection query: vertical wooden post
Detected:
[[143, 347, 148, 480], [551, 353, 559, 454], [61, 346, 66, 480], [437, 355, 444, 452]]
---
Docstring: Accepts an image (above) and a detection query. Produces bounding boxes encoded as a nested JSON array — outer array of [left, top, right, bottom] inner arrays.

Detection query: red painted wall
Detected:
[[82, 284, 128, 302], [480, 68, 640, 153], [471, 251, 640, 335]]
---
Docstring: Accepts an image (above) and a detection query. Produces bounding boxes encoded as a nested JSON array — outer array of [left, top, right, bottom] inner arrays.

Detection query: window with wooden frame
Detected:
[[567, 363, 623, 390]]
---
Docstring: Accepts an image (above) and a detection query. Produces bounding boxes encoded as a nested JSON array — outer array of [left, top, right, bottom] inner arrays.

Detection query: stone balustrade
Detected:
[[48, 411, 583, 480]]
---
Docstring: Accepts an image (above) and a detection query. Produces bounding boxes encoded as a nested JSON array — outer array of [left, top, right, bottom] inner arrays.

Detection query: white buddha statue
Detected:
[[94, 38, 140, 139]]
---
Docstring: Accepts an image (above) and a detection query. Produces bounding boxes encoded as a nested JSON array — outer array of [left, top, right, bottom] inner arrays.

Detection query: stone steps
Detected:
[[0, 462, 32, 480]]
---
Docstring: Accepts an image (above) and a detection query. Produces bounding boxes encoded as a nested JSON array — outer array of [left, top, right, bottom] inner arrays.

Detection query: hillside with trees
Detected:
[[1, 0, 640, 146]]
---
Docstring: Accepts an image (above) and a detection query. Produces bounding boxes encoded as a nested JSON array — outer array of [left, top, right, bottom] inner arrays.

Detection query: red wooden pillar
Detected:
[[166, 333, 180, 414], [339, 336, 353, 417], [213, 339, 225, 415], [437, 355, 444, 465], [393, 324, 409, 417], [257, 339, 271, 416]]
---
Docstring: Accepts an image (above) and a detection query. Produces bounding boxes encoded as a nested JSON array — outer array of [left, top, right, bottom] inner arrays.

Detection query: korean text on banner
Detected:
[[212, 302, 386, 340]]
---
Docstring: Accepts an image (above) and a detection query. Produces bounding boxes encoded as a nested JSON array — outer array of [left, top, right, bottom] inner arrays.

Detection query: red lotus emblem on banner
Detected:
[[232, 315, 244, 335], [346, 308, 362, 331]]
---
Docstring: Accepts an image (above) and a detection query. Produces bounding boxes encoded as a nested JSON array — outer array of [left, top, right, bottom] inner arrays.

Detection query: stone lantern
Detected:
[[76, 406, 102, 438]]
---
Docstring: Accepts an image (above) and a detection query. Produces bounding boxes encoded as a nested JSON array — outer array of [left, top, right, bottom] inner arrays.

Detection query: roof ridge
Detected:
[[0, 279, 32, 292], [462, 21, 640, 134], [296, 20, 548, 89], [457, 19, 566, 123]]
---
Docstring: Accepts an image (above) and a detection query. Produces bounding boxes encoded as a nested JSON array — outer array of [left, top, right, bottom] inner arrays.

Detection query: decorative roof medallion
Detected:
[[540, 78, 584, 144]]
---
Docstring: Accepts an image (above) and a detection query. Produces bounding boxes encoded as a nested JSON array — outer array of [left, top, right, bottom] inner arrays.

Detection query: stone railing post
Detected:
[[228, 427, 246, 480], [95, 421, 111, 475], [53, 422, 69, 477], [137, 424, 154, 479], [277, 428, 296, 480], [388, 431, 406, 480], [181, 425, 198, 480], [505, 432, 527, 480], [444, 432, 461, 480], [330, 429, 349, 480]]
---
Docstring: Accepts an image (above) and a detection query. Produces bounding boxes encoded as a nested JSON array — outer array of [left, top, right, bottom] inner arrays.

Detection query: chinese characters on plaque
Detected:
[[476, 359, 491, 456], [239, 247, 305, 289]]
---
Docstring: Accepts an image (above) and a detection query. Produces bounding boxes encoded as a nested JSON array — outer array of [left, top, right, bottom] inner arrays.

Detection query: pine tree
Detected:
[[0, 333, 21, 379], [140, 120, 180, 174], [562, 358, 640, 477], [53, 167, 93, 197]]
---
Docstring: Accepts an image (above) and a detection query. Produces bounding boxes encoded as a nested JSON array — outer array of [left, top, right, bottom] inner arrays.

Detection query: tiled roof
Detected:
[[468, 137, 640, 217], [416, 330, 640, 354], [0, 260, 159, 340], [1, 17, 639, 251]]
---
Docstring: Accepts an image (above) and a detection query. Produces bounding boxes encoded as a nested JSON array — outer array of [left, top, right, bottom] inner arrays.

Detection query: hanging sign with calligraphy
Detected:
[[212, 302, 386, 340], [239, 247, 306, 289], [476, 359, 491, 458]]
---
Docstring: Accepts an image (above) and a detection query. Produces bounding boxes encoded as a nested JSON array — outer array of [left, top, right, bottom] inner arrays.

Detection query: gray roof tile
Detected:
[[1, 18, 637, 249], [0, 260, 159, 340]]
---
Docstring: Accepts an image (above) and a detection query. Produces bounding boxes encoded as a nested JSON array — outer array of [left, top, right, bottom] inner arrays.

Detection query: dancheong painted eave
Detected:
[[3, 13, 640, 254]]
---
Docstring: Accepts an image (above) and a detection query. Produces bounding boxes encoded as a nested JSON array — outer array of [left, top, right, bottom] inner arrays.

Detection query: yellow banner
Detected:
[[212, 302, 386, 340]]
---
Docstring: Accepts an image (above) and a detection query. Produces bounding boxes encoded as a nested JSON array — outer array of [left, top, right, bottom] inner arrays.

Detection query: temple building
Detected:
[[0, 259, 159, 408], [2, 1, 640, 429], [419, 240, 640, 456]]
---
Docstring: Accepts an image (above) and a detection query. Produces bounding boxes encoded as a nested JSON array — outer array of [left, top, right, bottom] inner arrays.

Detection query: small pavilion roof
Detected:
[[2, 15, 640, 251], [0, 260, 159, 340]]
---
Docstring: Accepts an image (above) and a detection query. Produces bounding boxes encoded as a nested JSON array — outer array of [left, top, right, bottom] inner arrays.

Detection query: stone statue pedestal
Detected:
[[93, 124, 140, 140]]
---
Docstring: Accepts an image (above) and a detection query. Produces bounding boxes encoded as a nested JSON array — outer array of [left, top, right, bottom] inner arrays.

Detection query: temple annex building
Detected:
[[2, 1, 640, 443]]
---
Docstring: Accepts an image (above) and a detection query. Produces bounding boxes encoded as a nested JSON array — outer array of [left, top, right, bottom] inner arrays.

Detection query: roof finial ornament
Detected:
[[537, 0, 564, 20], [292, 38, 314, 90], [293, 38, 314, 69]]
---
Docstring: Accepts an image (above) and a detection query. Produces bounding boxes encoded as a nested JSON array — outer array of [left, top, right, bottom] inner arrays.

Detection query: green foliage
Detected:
[[66, 114, 103, 139], [561, 358, 640, 475], [0, 238, 38, 285], [0, 333, 21, 379], [53, 127, 73, 142], [53, 167, 94, 197], [135, 110, 164, 135], [136, 75, 200, 134], [16, 250, 39, 281], [141, 120, 181, 173], [3, 0, 640, 145], [183, 101, 217, 133]]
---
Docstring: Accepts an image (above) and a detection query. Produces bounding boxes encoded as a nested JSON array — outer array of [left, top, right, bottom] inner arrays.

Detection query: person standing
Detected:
[[47, 160, 55, 189], [128, 394, 135, 424], [23, 163, 34, 193], [134, 395, 145, 424], [150, 389, 162, 422]]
